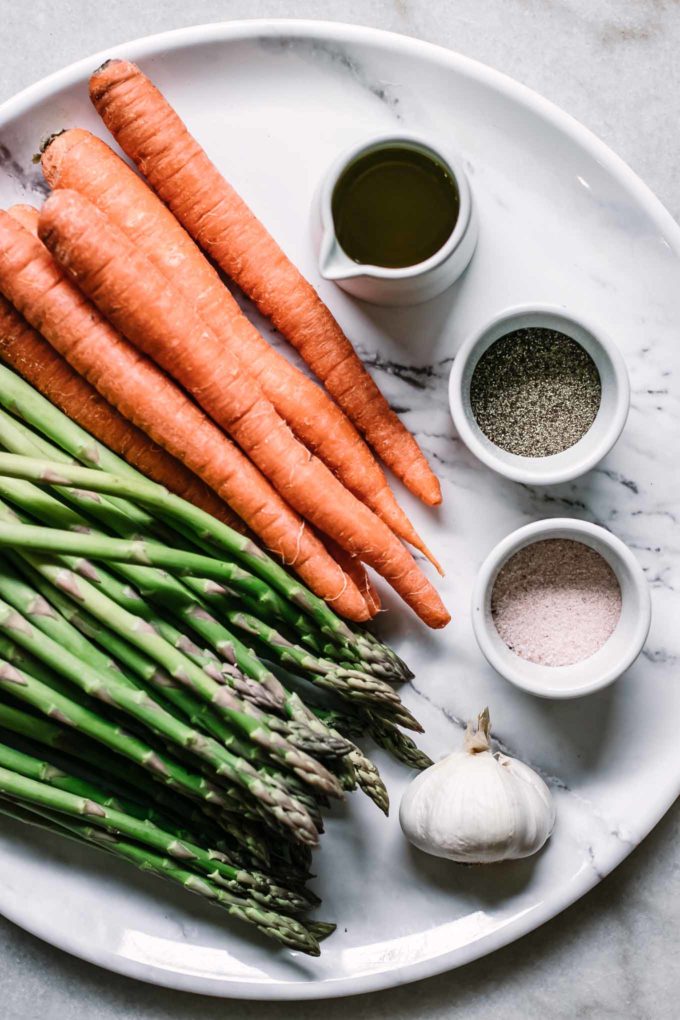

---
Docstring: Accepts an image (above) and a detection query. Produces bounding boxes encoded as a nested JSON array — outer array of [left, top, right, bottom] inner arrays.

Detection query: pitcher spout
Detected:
[[319, 231, 365, 281]]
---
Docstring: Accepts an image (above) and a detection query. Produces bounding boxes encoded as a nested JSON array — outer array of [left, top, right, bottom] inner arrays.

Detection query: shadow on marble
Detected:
[[404, 840, 540, 905], [353, 273, 466, 363]]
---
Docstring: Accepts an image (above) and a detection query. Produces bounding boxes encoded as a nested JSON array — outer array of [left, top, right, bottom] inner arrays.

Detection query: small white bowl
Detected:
[[471, 518, 651, 699], [449, 305, 630, 485], [314, 131, 477, 306]]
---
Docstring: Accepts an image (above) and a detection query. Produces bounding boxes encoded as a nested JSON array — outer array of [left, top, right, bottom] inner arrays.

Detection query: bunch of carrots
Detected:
[[0, 59, 448, 631]]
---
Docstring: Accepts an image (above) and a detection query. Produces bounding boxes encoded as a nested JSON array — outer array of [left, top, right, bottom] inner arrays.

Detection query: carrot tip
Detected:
[[403, 530, 444, 576], [428, 554, 445, 578]]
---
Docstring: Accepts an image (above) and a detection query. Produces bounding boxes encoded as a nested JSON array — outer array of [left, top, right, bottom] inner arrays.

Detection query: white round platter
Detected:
[[0, 18, 678, 1001]]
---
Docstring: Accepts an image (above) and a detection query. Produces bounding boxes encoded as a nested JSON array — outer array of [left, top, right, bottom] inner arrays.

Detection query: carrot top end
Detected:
[[40, 129, 67, 155]]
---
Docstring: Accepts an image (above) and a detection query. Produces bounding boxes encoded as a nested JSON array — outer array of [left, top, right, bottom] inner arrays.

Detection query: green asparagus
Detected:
[[0, 786, 320, 953]]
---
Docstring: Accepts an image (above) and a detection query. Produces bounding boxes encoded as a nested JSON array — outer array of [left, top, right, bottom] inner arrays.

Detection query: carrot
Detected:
[[89, 59, 442, 508], [12, 205, 384, 621], [6, 204, 245, 531], [0, 271, 378, 620], [13, 206, 385, 609], [38, 190, 449, 628], [320, 535, 381, 619], [12, 206, 378, 624], [6, 205, 40, 233], [0, 290, 239, 531], [0, 209, 370, 622], [41, 129, 439, 571]]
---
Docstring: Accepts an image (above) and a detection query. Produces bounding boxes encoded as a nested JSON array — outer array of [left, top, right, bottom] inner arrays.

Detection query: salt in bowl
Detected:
[[471, 518, 651, 699]]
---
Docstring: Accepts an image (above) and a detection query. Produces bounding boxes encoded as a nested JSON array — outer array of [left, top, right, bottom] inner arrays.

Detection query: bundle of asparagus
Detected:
[[0, 365, 431, 955]]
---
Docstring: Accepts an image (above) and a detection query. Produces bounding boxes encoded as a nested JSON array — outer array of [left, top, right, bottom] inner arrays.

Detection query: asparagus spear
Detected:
[[0, 793, 273, 918], [152, 611, 281, 712], [369, 715, 434, 770], [0, 669, 265, 836], [0, 458, 407, 697], [0, 407, 221, 567], [47, 566, 384, 782], [0, 790, 320, 954], [0, 521, 360, 666], [355, 625, 414, 680], [163, 601, 288, 701], [167, 609, 373, 771], [0, 430, 331, 677], [1, 507, 424, 777], [0, 705, 271, 864], [0, 412, 355, 681], [169, 601, 365, 746], [0, 561, 140, 687], [46, 555, 282, 712], [41, 574, 343, 784], [0, 449, 205, 628], [0, 433, 365, 648], [0, 406, 155, 534], [13, 550, 349, 762], [0, 724, 213, 838], [9, 572, 281, 764], [0, 448, 409, 693], [0, 630, 99, 710], [0, 513, 409, 719], [0, 376, 408, 675], [187, 574, 334, 654], [0, 759, 285, 900], [0, 379, 421, 808], [286, 692, 389, 813], [14, 565, 269, 746], [0, 521, 409, 703], [213, 597, 412, 712], [0, 494, 343, 758], [0, 724, 227, 847], [0, 738, 315, 913], [0, 499, 344, 789], [0, 467, 204, 644], [0, 658, 240, 804], [313, 708, 368, 740], [307, 922, 337, 943], [0, 699, 271, 864], [0, 595, 329, 842], [0, 699, 187, 805]]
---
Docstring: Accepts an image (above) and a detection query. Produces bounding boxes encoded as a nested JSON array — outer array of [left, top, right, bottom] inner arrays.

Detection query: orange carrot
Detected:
[[1, 256, 377, 616], [0, 289, 243, 531], [41, 129, 439, 571], [39, 190, 449, 628], [13, 201, 381, 618], [12, 204, 378, 622], [6, 204, 245, 531], [14, 203, 385, 608], [0, 209, 370, 622], [89, 59, 442, 508], [6, 205, 40, 233], [320, 535, 381, 619]]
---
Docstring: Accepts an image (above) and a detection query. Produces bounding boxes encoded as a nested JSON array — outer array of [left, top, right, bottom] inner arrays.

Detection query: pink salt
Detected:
[[491, 538, 622, 667]]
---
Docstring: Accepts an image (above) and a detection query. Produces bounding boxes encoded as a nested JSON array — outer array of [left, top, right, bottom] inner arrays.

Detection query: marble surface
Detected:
[[1, 2, 680, 1018]]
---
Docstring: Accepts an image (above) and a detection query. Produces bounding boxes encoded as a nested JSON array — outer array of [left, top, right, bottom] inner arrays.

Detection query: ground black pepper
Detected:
[[470, 327, 602, 457]]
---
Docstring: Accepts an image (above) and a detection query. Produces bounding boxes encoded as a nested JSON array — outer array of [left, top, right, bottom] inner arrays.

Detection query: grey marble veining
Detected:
[[1, 2, 680, 1018]]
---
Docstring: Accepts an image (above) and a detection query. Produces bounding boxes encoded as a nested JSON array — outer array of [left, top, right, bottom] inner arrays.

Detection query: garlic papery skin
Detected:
[[399, 709, 556, 864]]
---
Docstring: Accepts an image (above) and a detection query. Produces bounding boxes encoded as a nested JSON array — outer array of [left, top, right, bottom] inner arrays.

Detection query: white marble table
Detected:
[[1, 2, 679, 1018]]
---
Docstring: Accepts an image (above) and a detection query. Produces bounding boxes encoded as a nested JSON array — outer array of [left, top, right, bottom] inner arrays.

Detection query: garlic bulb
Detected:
[[399, 708, 555, 864]]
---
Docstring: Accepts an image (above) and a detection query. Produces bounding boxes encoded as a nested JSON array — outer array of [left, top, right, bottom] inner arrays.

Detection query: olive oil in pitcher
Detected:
[[331, 143, 460, 269]]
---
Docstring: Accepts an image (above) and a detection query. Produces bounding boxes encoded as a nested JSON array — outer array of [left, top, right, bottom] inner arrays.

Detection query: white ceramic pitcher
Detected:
[[315, 131, 477, 306]]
